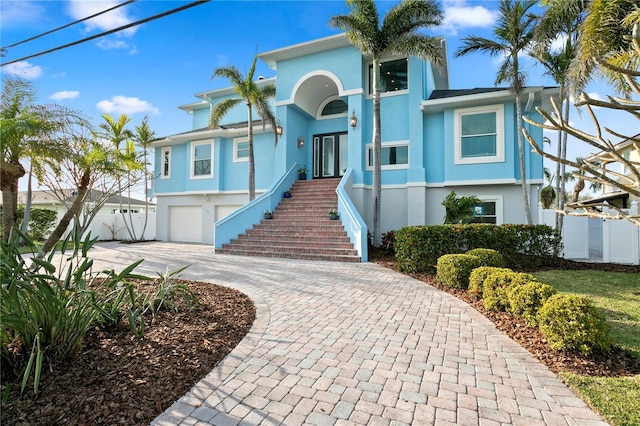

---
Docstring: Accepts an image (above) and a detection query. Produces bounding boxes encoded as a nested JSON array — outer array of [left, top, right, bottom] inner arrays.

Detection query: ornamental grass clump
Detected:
[[507, 281, 556, 326], [468, 266, 512, 299], [482, 270, 536, 312], [436, 254, 481, 289], [537, 293, 610, 355], [465, 248, 504, 267]]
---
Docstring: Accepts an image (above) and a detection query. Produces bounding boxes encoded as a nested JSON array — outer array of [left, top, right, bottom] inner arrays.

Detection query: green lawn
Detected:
[[533, 270, 640, 426]]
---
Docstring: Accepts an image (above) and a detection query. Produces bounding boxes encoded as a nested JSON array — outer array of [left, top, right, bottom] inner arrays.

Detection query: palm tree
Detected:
[[209, 53, 277, 202], [1, 76, 77, 242], [329, 0, 443, 246], [531, 0, 587, 231], [134, 116, 156, 240], [455, 0, 537, 225], [570, 0, 639, 96]]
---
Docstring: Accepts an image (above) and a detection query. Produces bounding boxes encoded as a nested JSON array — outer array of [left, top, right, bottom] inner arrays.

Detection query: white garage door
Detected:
[[169, 206, 202, 243]]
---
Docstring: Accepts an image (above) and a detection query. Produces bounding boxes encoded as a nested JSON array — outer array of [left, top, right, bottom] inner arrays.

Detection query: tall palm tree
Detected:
[[209, 53, 277, 202], [134, 116, 156, 240], [98, 114, 139, 240], [531, 0, 587, 231], [329, 0, 443, 246], [455, 0, 537, 225]]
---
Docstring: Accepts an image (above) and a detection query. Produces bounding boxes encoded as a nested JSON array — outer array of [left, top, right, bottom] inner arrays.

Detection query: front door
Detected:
[[313, 132, 348, 178]]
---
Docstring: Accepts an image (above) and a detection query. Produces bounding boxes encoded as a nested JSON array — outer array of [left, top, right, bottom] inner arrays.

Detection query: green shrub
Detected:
[[483, 271, 536, 312], [537, 293, 610, 355], [436, 254, 481, 289], [0, 230, 147, 394], [465, 248, 504, 267], [507, 282, 557, 326], [468, 266, 512, 299], [395, 224, 562, 273]]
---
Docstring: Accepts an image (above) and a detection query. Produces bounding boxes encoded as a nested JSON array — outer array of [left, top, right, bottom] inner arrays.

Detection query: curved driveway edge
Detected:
[[86, 242, 606, 426]]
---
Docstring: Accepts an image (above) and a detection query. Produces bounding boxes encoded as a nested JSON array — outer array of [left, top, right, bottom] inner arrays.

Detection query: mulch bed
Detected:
[[371, 249, 640, 378], [1, 281, 255, 426]]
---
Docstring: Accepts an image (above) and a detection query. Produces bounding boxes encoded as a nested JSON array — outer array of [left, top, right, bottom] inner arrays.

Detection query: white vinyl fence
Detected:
[[65, 213, 156, 241], [539, 202, 639, 265]]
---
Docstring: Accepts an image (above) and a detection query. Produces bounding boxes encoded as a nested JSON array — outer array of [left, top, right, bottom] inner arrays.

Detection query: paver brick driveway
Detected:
[[86, 242, 606, 426]]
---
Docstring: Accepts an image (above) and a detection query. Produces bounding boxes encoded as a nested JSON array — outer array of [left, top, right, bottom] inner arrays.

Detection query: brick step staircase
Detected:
[[217, 178, 360, 262]]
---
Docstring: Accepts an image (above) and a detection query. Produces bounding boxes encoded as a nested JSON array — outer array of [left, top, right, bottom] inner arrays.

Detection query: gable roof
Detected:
[[586, 134, 640, 163]]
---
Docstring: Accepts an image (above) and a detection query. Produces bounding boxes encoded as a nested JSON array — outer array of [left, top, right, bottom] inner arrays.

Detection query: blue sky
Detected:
[[1, 0, 636, 194]]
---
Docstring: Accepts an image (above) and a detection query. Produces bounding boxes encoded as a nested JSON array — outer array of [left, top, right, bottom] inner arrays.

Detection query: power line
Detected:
[[1, 0, 137, 53], [0, 0, 210, 67]]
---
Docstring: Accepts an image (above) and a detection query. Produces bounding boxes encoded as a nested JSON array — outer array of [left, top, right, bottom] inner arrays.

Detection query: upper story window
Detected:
[[366, 141, 409, 170], [191, 141, 213, 179], [454, 105, 504, 165], [234, 137, 249, 162], [368, 58, 408, 96], [161, 147, 171, 179], [622, 148, 631, 174], [317, 97, 348, 119]]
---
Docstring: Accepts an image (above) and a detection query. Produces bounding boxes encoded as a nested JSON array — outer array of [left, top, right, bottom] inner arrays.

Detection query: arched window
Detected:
[[320, 99, 348, 116]]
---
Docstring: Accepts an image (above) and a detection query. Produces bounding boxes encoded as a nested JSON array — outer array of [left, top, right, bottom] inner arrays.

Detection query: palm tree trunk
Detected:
[[1, 161, 26, 242], [141, 153, 149, 240], [558, 89, 570, 232], [41, 170, 91, 255], [516, 92, 533, 224], [372, 58, 382, 247], [247, 104, 255, 201], [554, 84, 564, 231]]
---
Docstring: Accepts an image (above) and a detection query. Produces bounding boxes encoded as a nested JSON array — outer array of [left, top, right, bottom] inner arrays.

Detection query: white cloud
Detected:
[[0, 1, 45, 27], [96, 95, 159, 115], [441, 1, 497, 35], [96, 38, 138, 54], [67, 0, 137, 36], [49, 90, 80, 101], [2, 61, 43, 79]]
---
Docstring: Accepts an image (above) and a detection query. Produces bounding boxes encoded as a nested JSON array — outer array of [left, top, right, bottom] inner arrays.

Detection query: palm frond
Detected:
[[455, 36, 505, 58], [389, 33, 443, 65], [209, 98, 241, 129], [381, 0, 443, 42], [212, 65, 243, 88]]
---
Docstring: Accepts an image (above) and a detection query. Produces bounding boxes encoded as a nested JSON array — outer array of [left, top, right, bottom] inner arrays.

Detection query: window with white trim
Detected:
[[319, 98, 348, 117], [161, 147, 171, 179], [454, 105, 504, 164], [191, 141, 212, 178], [367, 58, 408, 96], [366, 142, 409, 170], [469, 196, 503, 224], [234, 137, 249, 162]]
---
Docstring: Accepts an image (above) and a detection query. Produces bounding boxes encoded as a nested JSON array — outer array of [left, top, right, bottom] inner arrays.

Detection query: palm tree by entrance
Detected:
[[455, 0, 537, 225], [209, 53, 277, 202], [329, 0, 443, 246]]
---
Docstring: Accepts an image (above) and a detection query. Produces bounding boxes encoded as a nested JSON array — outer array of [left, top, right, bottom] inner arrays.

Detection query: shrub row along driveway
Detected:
[[85, 242, 606, 425]]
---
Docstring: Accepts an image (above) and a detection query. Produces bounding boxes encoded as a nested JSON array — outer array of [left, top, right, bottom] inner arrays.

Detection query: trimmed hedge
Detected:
[[465, 248, 504, 267], [395, 224, 562, 273], [537, 293, 610, 355], [436, 254, 481, 289], [468, 266, 512, 299], [507, 282, 556, 326], [482, 271, 537, 312]]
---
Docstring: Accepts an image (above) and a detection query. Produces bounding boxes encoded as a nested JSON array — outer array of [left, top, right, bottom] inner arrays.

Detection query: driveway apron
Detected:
[[85, 242, 606, 426]]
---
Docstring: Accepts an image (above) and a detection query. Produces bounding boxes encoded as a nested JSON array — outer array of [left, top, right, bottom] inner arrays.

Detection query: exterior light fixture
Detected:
[[275, 119, 283, 136], [350, 110, 357, 128], [297, 137, 305, 148]]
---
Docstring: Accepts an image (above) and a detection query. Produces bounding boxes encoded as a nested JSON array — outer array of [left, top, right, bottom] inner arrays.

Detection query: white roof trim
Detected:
[[259, 33, 351, 69], [153, 124, 275, 146], [421, 87, 558, 113]]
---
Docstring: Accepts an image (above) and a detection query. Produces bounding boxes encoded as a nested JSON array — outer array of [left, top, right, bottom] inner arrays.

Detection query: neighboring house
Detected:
[[582, 134, 640, 208], [152, 33, 555, 249], [14, 189, 156, 217]]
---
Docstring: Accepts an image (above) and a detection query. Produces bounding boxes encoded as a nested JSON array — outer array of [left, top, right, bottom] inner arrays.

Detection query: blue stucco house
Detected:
[[151, 33, 556, 260]]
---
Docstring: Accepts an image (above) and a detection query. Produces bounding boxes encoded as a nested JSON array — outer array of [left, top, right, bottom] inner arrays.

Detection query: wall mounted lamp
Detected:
[[275, 119, 283, 136], [350, 110, 357, 128], [297, 137, 305, 148]]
